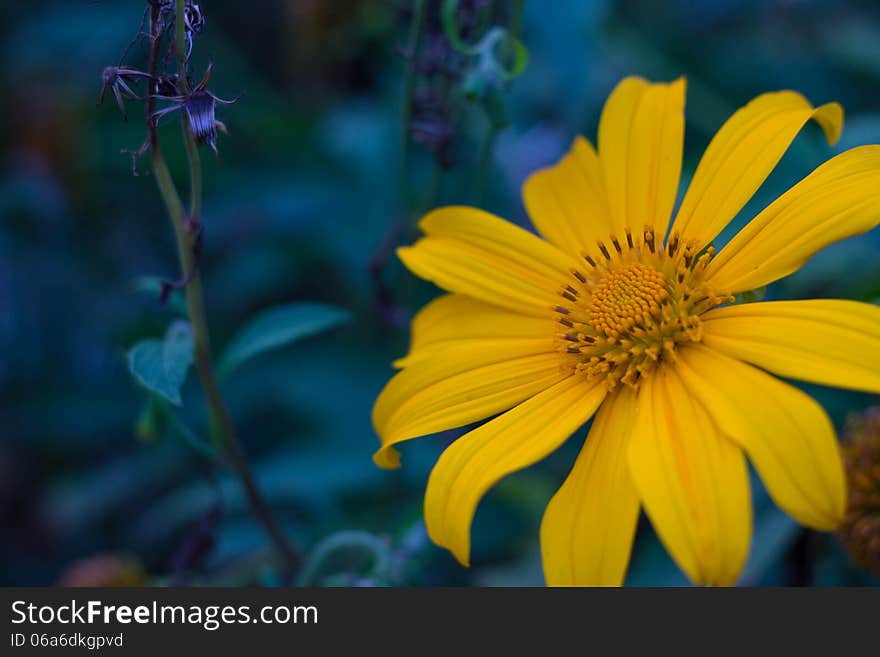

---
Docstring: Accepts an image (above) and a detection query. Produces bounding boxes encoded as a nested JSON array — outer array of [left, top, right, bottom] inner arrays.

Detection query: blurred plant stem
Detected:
[[144, 0, 300, 578], [474, 0, 526, 205], [400, 0, 427, 212], [400, 0, 448, 215], [369, 0, 443, 327], [509, 0, 524, 38], [175, 2, 201, 217]]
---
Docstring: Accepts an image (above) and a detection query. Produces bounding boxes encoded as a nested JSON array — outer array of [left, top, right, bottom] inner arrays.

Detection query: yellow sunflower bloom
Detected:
[[372, 76, 880, 586]]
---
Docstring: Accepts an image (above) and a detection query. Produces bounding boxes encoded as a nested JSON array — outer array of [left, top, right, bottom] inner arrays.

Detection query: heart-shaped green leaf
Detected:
[[128, 320, 195, 406]]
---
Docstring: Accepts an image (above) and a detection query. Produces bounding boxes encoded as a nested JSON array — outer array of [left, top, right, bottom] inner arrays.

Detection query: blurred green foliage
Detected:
[[1, 0, 879, 586]]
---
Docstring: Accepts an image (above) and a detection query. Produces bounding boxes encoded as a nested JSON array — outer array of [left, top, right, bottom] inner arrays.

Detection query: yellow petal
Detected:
[[705, 146, 880, 293], [701, 299, 880, 394], [628, 364, 751, 586], [394, 294, 551, 369], [399, 207, 580, 317], [425, 375, 607, 566], [670, 90, 843, 247], [522, 136, 613, 258], [598, 76, 686, 241], [540, 386, 640, 586], [676, 345, 846, 531], [372, 339, 564, 469]]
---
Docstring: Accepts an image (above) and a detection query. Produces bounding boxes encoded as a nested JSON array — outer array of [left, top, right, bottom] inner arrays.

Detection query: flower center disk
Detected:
[[554, 229, 728, 389], [589, 263, 668, 339]]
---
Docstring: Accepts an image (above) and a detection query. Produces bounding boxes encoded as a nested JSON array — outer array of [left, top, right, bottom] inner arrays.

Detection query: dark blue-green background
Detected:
[[1, 0, 878, 586]]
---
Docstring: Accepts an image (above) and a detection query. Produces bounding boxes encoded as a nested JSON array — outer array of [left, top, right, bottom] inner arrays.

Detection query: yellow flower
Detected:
[[372, 76, 880, 586]]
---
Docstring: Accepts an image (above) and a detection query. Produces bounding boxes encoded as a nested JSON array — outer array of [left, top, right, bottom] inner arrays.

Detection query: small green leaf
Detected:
[[128, 320, 194, 406], [219, 302, 351, 378]]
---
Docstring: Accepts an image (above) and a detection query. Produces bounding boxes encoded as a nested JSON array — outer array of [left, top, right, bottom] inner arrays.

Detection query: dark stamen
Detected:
[[644, 227, 655, 253]]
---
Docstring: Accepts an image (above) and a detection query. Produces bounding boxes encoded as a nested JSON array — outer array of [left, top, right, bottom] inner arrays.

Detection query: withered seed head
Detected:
[[184, 2, 206, 35], [183, 92, 219, 151], [151, 61, 238, 153], [838, 407, 880, 577], [98, 66, 152, 120]]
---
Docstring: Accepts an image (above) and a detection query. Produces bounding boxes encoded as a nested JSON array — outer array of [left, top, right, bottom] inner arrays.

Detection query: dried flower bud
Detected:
[[151, 62, 238, 154], [184, 2, 206, 35], [838, 407, 880, 576], [98, 66, 152, 120], [183, 91, 220, 151]]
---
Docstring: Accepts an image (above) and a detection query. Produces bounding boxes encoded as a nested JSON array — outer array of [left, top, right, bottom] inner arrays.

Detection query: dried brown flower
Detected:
[[838, 407, 880, 576]]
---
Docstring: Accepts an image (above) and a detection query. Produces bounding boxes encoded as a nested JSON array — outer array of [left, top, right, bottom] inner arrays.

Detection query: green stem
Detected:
[[175, 0, 192, 93], [509, 0, 525, 39], [400, 0, 427, 210], [473, 0, 526, 205], [182, 122, 202, 219], [143, 1, 300, 578]]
